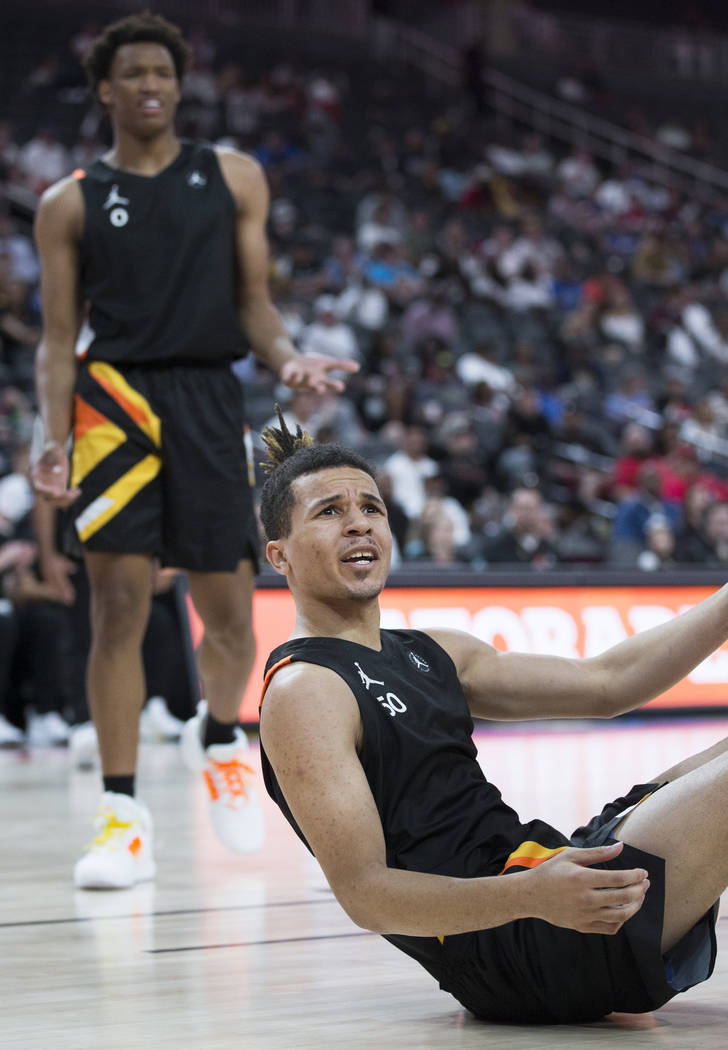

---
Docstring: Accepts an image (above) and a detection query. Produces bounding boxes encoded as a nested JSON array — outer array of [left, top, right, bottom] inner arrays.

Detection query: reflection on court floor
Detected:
[[2, 716, 727, 1049]]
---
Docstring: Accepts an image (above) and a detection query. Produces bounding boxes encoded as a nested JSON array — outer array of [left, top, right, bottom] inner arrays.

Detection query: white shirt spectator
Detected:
[[18, 131, 71, 190], [595, 178, 632, 216], [300, 296, 360, 364], [456, 351, 515, 392], [337, 284, 389, 331], [383, 449, 439, 521], [600, 311, 645, 351], [556, 150, 599, 198]]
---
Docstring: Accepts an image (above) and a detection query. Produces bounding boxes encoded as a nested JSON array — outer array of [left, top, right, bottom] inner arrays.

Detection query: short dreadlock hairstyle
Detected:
[[84, 11, 190, 96], [259, 406, 377, 540]]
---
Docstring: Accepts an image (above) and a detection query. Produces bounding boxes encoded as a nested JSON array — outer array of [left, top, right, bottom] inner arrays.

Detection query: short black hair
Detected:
[[84, 11, 190, 95], [260, 442, 377, 541]]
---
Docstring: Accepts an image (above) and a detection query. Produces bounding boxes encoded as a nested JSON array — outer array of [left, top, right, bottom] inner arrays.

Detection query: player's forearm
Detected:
[[35, 339, 78, 445], [336, 862, 530, 938], [591, 582, 728, 715], [240, 298, 301, 374]]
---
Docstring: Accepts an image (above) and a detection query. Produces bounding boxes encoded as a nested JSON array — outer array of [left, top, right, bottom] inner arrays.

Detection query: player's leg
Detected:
[[73, 551, 156, 889], [186, 559, 256, 724], [180, 559, 263, 853], [613, 749, 728, 951], [161, 363, 263, 851], [84, 551, 155, 774], [69, 362, 165, 887]]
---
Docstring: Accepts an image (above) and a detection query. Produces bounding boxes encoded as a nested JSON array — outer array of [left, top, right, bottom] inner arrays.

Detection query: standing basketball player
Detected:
[[32, 13, 357, 889], [257, 417, 728, 1023]]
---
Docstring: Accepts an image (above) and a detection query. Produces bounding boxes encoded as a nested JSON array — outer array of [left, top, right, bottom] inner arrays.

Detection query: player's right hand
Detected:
[[525, 840, 650, 935], [31, 446, 81, 508]]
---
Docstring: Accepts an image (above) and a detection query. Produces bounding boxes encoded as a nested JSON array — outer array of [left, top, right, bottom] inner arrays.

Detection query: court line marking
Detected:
[[147, 931, 376, 953], [0, 897, 338, 929]]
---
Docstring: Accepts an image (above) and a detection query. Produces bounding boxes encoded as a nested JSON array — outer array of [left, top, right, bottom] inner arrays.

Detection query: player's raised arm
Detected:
[[429, 583, 728, 722]]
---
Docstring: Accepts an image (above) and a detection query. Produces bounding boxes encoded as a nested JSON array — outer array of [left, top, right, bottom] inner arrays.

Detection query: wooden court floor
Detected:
[[3, 717, 728, 1050]]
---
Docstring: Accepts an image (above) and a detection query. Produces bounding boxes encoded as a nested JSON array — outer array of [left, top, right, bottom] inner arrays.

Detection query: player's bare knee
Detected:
[[202, 615, 255, 661], [90, 583, 151, 646]]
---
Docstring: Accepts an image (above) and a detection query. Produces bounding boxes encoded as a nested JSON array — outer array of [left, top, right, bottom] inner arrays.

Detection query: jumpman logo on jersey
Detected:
[[408, 651, 430, 673], [187, 170, 207, 188], [354, 662, 385, 691], [102, 184, 130, 210]]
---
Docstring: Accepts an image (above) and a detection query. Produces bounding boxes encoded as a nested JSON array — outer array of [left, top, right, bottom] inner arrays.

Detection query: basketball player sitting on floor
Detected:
[[256, 412, 727, 1024]]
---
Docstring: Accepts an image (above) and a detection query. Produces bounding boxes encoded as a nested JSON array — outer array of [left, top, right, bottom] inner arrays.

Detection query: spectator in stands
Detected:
[[610, 463, 682, 565], [599, 285, 646, 353], [611, 422, 655, 498], [674, 483, 716, 563], [382, 425, 439, 525], [459, 486, 557, 569], [0, 539, 36, 745], [407, 500, 459, 566], [699, 501, 728, 568], [604, 369, 659, 431], [300, 295, 360, 368], [17, 127, 71, 195], [637, 514, 679, 572]]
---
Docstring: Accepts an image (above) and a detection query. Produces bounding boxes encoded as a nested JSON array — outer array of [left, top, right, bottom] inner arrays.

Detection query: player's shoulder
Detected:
[[265, 656, 350, 705], [35, 173, 85, 234], [213, 145, 266, 196], [423, 627, 497, 671], [38, 172, 84, 210], [261, 654, 360, 749]]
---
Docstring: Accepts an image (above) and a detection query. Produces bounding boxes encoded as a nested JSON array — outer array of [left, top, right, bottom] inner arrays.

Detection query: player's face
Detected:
[[268, 467, 392, 602], [99, 42, 181, 138]]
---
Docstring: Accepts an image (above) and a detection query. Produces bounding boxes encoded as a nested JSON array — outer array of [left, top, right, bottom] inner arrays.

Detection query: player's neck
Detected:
[[104, 129, 181, 176], [291, 598, 383, 651]]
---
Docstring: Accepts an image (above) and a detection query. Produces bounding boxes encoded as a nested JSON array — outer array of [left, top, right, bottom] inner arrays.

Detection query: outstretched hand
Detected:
[[526, 841, 650, 935], [31, 445, 81, 508], [280, 353, 359, 394]]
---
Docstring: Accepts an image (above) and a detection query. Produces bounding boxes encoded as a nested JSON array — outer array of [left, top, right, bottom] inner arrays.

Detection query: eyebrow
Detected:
[[310, 491, 386, 512]]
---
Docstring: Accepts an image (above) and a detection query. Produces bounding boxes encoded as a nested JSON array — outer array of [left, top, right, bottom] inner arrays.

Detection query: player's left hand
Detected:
[[280, 354, 359, 394]]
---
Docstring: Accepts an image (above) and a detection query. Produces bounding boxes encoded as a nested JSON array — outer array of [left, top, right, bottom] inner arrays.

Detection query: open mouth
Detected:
[[341, 549, 377, 566]]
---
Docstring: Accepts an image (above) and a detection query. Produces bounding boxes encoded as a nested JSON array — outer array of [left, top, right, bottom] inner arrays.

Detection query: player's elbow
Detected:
[[331, 871, 390, 934]]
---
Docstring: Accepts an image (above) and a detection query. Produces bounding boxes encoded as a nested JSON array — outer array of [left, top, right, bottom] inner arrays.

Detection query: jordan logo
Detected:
[[408, 651, 430, 673], [187, 170, 207, 188], [103, 184, 130, 228], [354, 662, 384, 691], [102, 184, 130, 209]]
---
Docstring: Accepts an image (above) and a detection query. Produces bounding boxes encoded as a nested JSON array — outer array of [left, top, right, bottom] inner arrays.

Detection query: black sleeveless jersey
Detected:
[[77, 141, 245, 365], [260, 629, 572, 981]]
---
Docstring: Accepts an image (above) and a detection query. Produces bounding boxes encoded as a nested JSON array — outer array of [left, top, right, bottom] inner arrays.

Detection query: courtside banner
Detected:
[[187, 584, 728, 723]]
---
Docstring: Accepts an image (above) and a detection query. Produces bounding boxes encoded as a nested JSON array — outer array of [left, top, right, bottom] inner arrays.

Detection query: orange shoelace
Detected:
[[203, 759, 255, 807]]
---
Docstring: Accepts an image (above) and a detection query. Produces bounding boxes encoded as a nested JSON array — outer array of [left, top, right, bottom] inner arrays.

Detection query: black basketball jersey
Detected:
[[76, 141, 245, 365], [260, 629, 572, 980]]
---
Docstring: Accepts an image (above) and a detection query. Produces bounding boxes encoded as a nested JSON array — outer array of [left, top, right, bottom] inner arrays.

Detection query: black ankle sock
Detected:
[[103, 774, 135, 797], [203, 711, 237, 748]]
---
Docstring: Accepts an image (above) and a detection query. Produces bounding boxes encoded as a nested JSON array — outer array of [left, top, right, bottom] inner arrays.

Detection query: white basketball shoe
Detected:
[[74, 792, 156, 889], [180, 700, 264, 854]]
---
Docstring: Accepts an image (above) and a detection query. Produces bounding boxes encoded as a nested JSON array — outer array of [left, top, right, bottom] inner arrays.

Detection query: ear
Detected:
[[97, 80, 112, 107], [265, 540, 289, 576]]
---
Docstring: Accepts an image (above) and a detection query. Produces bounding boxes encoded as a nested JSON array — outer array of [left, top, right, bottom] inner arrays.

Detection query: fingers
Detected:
[[568, 841, 623, 866], [35, 485, 81, 507]]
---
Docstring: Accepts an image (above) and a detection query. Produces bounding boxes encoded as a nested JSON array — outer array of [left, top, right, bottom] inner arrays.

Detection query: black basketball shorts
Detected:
[[70, 360, 259, 572], [442, 782, 719, 1024]]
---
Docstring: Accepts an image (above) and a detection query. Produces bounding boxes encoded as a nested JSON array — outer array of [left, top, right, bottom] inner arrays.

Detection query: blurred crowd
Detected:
[[3, 14, 728, 741]]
